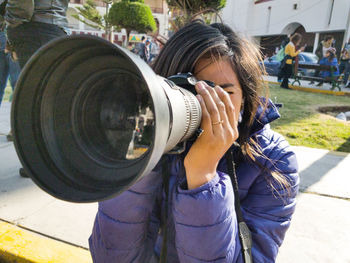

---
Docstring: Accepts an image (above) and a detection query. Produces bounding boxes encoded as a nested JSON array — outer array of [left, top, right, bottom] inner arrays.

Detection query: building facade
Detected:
[[67, 0, 169, 45], [222, 0, 350, 57]]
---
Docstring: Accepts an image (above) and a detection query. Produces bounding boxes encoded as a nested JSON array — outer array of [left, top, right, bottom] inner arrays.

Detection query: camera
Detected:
[[12, 35, 204, 202]]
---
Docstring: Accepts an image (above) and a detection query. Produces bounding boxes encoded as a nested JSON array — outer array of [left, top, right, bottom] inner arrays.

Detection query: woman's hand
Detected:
[[184, 81, 239, 190]]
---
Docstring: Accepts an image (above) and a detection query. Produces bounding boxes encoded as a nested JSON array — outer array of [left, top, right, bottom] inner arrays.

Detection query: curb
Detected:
[[267, 81, 350, 96], [0, 220, 92, 263]]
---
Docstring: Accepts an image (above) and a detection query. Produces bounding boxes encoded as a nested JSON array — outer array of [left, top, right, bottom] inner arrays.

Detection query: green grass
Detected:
[[268, 84, 350, 152]]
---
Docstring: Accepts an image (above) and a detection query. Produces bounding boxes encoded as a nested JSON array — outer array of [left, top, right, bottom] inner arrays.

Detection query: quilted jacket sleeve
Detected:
[[241, 131, 299, 263], [89, 168, 162, 263], [171, 129, 299, 263], [172, 172, 242, 262]]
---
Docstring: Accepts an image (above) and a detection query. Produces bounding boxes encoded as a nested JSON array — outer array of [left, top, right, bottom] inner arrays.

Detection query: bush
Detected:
[[109, 0, 156, 41]]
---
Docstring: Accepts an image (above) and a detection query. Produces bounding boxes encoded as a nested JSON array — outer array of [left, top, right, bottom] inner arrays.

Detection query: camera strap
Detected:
[[159, 156, 169, 263], [225, 149, 253, 263], [159, 150, 253, 263]]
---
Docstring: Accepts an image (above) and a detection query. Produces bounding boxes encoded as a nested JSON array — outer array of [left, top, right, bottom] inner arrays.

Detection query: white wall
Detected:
[[153, 13, 168, 36], [221, 0, 252, 34], [222, 0, 350, 36]]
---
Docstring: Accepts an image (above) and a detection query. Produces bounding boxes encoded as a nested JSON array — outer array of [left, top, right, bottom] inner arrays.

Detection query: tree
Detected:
[[167, 0, 226, 31], [71, 0, 114, 41], [108, 0, 156, 46]]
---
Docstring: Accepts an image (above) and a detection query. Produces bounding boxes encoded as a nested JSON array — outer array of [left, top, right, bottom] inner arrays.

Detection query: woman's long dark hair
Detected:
[[152, 20, 290, 192], [290, 33, 302, 46]]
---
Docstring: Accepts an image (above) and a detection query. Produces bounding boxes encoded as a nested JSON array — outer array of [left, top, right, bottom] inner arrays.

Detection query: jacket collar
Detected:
[[246, 98, 281, 136]]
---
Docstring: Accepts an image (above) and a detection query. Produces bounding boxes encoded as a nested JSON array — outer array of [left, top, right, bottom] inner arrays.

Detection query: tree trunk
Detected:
[[125, 30, 130, 48], [105, 27, 111, 42], [105, 2, 113, 42]]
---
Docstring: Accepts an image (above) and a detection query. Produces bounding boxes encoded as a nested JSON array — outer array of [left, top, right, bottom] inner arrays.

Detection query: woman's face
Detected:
[[194, 58, 243, 122], [326, 38, 334, 46]]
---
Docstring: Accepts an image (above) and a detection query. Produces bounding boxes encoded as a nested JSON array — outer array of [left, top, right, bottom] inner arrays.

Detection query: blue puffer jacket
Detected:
[[319, 57, 339, 78], [89, 100, 299, 263]]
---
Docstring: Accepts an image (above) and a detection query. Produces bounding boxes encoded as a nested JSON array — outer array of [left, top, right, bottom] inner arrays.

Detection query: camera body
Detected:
[[168, 73, 215, 94]]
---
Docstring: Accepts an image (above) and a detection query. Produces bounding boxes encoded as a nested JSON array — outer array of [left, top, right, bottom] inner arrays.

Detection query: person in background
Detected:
[[4, 0, 69, 177], [134, 35, 146, 55], [319, 48, 339, 79], [0, 29, 20, 106], [339, 37, 350, 88], [4, 0, 69, 69], [311, 35, 335, 84], [315, 35, 335, 60], [149, 38, 160, 62], [276, 35, 290, 82], [145, 39, 151, 62], [137, 38, 150, 62], [89, 20, 299, 263], [280, 33, 305, 89]]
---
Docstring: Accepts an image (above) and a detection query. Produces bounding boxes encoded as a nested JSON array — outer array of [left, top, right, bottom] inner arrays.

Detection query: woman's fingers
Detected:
[[195, 82, 221, 133], [195, 82, 212, 133], [215, 86, 236, 130], [195, 94, 211, 133], [211, 86, 239, 144], [194, 82, 238, 145], [211, 86, 232, 129]]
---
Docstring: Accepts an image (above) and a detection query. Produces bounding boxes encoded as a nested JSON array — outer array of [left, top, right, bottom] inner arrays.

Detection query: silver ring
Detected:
[[212, 120, 224, 125]]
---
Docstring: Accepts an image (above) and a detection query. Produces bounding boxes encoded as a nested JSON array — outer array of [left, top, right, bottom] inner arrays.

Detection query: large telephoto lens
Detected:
[[12, 35, 201, 202]]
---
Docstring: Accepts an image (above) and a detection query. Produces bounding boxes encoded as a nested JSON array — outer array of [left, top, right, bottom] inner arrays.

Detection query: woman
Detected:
[[89, 21, 299, 263], [319, 48, 339, 79], [280, 33, 305, 89]]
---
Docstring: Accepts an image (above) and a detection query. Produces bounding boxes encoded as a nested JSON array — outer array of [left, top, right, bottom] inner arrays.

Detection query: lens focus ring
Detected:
[[180, 88, 202, 141]]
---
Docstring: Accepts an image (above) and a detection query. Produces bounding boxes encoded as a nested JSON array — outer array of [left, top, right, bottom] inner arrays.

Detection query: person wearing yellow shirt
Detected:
[[280, 33, 305, 89]]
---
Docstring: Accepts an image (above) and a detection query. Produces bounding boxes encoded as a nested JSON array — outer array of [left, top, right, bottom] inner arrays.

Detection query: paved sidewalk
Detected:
[[264, 75, 350, 96], [0, 102, 96, 258], [1, 102, 350, 262], [277, 146, 350, 263]]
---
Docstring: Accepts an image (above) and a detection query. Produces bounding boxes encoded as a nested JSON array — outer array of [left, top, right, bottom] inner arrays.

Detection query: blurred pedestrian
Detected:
[[149, 38, 160, 62], [134, 36, 146, 55], [4, 0, 69, 69], [0, 30, 20, 106], [137, 39, 150, 62], [280, 33, 305, 89], [3, 0, 69, 178], [319, 48, 339, 79], [311, 35, 335, 84], [315, 35, 335, 60], [339, 37, 350, 88], [276, 35, 291, 82]]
